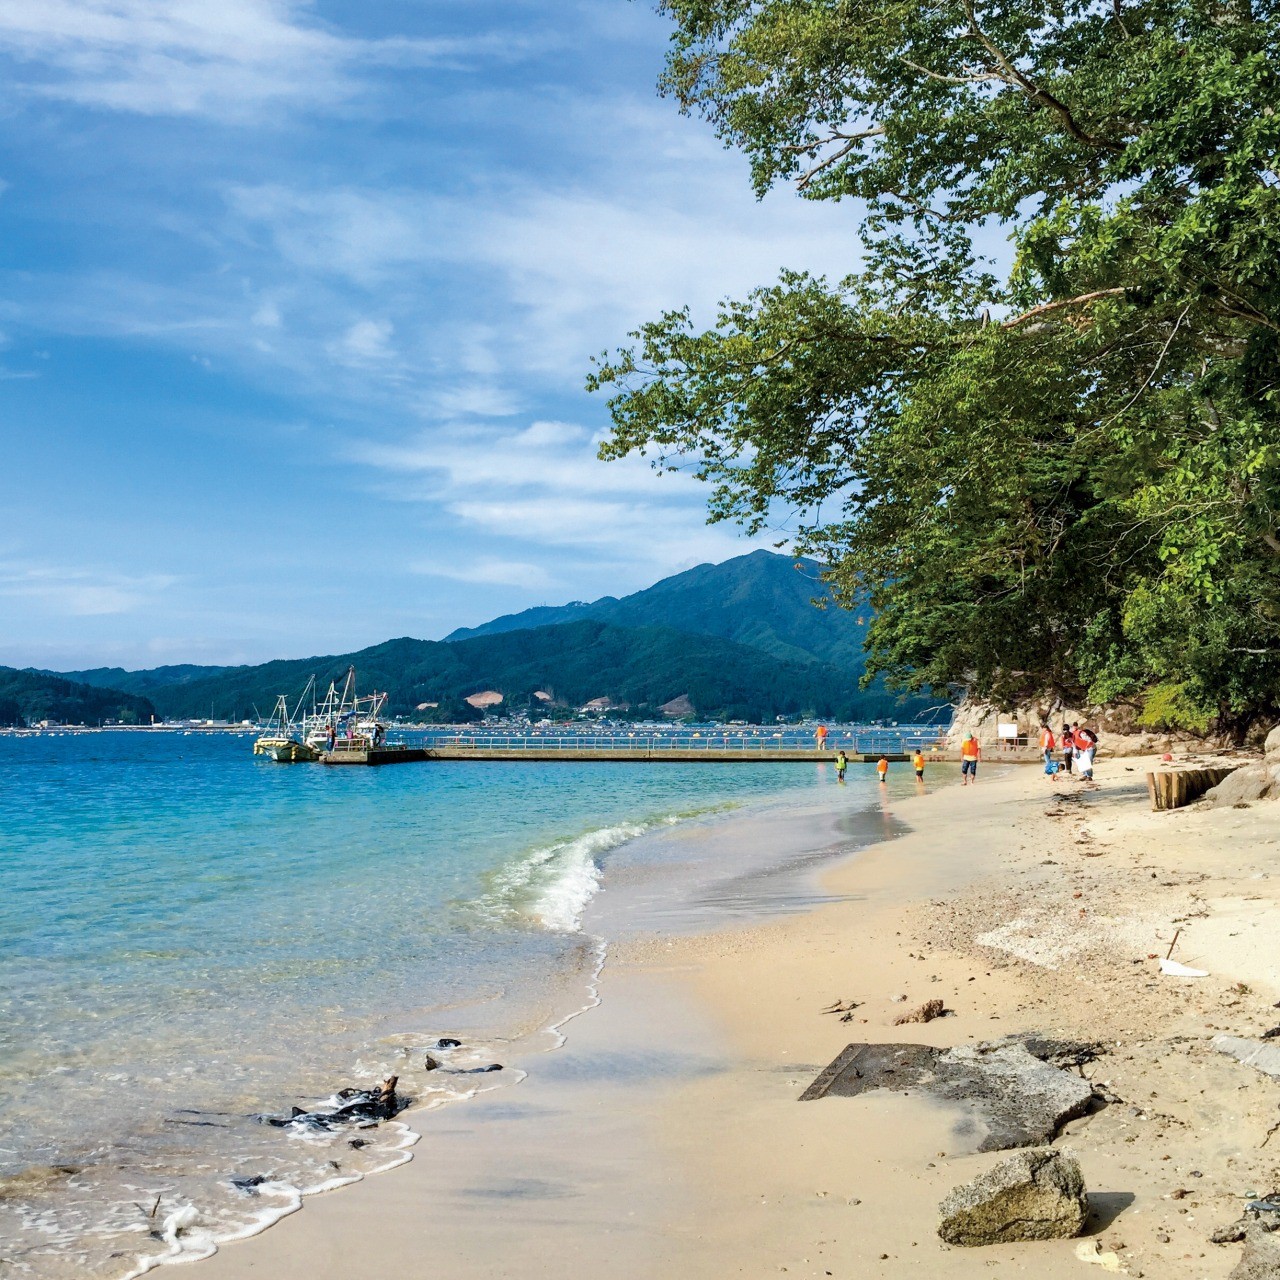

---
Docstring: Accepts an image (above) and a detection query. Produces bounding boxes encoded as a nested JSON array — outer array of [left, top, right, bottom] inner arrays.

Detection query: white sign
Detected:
[[996, 721, 1019, 739]]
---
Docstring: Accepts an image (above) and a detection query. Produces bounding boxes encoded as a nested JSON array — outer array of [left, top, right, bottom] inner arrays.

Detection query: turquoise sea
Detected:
[[0, 731, 913, 1278]]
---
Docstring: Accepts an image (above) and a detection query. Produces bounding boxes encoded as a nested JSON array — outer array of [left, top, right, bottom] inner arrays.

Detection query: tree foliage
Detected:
[[588, 0, 1280, 736]]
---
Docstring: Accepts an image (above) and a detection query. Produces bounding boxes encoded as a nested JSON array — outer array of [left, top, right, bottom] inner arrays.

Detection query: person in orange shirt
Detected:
[[876, 756, 889, 784], [960, 734, 981, 785], [1039, 723, 1056, 768], [912, 750, 925, 781], [815, 724, 829, 751]]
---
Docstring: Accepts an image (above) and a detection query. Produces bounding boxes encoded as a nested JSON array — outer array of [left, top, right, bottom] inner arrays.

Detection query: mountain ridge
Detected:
[[89, 621, 905, 723], [445, 549, 869, 669], [32, 551, 931, 722]]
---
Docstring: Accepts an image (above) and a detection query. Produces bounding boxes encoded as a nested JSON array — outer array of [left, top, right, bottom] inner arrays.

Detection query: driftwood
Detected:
[[1146, 768, 1236, 811], [263, 1077, 402, 1129]]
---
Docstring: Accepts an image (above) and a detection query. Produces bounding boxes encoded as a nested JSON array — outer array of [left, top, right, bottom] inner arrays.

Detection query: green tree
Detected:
[[589, 0, 1280, 737]]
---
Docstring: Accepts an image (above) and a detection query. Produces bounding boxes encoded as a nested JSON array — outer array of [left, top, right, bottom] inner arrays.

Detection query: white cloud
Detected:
[[409, 557, 555, 590], [252, 299, 282, 329], [0, 557, 177, 616], [0, 0, 512, 120], [344, 419, 683, 500], [331, 316, 394, 364], [346, 416, 770, 580]]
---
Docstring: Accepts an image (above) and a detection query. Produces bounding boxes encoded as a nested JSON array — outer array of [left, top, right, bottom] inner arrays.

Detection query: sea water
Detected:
[[0, 732, 904, 1277]]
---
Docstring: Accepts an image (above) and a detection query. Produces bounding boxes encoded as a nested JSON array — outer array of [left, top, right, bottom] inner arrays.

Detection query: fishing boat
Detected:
[[302, 668, 390, 757], [253, 679, 321, 763]]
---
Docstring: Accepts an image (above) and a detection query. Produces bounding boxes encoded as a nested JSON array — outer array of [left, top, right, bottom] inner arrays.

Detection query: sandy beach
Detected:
[[197, 758, 1280, 1279]]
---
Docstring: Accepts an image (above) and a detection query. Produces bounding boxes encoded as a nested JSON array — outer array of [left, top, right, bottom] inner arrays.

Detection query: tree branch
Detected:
[[1001, 288, 1128, 329], [961, 0, 1123, 151], [900, 57, 1000, 86]]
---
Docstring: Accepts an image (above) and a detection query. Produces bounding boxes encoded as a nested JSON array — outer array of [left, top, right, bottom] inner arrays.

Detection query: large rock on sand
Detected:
[[801, 1035, 1096, 1152], [938, 1148, 1088, 1246], [1230, 1225, 1280, 1280], [1204, 761, 1280, 807], [1204, 722, 1280, 808]]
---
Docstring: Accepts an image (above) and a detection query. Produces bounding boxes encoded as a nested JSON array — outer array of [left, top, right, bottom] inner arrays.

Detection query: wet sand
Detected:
[[198, 758, 1280, 1279]]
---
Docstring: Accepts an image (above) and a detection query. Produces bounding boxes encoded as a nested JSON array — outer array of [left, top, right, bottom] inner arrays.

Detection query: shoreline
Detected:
[[187, 760, 1280, 1277]]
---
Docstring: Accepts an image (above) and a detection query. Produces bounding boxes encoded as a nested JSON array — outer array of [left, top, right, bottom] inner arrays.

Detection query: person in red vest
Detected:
[[1073, 725, 1098, 780], [1039, 723, 1056, 769]]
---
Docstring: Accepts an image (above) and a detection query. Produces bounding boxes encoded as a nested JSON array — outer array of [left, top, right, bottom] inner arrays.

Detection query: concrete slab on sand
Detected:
[[800, 1034, 1097, 1152], [1213, 1034, 1280, 1079]]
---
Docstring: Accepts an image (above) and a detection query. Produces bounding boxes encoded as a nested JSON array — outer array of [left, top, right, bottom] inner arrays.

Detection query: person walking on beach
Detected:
[[835, 749, 848, 782], [815, 723, 829, 752], [913, 749, 925, 781], [960, 734, 981, 784], [1039, 723, 1056, 769], [1074, 725, 1098, 780], [876, 755, 889, 784], [1060, 721, 1074, 775]]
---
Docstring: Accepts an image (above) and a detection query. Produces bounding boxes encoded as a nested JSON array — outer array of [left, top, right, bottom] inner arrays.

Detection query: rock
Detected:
[[801, 1034, 1096, 1152], [1230, 1226, 1280, 1280], [1213, 1036, 1280, 1080], [894, 998, 945, 1025], [435, 1038, 462, 1049], [1265, 724, 1280, 760], [1204, 762, 1280, 807], [937, 1148, 1088, 1246], [424, 1054, 440, 1071]]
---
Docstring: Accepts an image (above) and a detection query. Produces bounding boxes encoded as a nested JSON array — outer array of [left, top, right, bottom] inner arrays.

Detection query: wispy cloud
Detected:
[[0, 556, 177, 616], [409, 556, 556, 590], [347, 417, 769, 575], [0, 0, 514, 120]]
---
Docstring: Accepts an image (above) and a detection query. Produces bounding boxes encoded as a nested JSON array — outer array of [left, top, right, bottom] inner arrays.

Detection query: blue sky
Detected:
[[0, 0, 861, 670]]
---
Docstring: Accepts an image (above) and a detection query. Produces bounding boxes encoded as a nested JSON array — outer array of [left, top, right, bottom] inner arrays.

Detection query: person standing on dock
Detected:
[[960, 734, 981, 784], [876, 756, 888, 784], [815, 724, 829, 751], [835, 749, 848, 782], [913, 750, 925, 781]]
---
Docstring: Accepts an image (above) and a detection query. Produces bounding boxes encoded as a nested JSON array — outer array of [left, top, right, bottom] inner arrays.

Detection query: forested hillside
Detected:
[[129, 621, 913, 723], [446, 550, 870, 669], [0, 669, 156, 727]]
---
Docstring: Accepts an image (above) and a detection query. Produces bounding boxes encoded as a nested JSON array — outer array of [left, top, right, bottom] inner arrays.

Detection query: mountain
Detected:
[[445, 549, 871, 669], [57, 663, 230, 695], [112, 622, 907, 724], [0, 667, 156, 727]]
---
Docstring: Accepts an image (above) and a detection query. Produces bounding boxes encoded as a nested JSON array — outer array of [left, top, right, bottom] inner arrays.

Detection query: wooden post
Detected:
[[1146, 767, 1237, 811]]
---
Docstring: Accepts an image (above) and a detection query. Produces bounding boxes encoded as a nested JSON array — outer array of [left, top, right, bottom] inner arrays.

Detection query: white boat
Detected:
[[253, 679, 321, 763], [302, 668, 390, 755]]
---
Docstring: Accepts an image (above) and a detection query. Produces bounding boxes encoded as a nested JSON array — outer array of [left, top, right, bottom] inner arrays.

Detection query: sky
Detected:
[[0, 0, 863, 670]]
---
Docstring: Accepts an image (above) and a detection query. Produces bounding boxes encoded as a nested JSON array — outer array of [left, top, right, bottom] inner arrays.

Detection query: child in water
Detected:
[[913, 750, 925, 780], [835, 749, 848, 782]]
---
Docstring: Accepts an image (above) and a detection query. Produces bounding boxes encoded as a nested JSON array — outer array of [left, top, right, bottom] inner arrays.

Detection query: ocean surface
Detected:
[[0, 731, 922, 1278]]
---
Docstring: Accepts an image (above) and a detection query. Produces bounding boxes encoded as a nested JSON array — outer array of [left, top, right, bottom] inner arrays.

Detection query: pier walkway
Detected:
[[320, 731, 957, 766]]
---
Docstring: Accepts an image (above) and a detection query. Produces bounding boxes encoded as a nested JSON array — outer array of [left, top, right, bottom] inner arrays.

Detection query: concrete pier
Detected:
[[320, 746, 431, 766], [422, 746, 915, 763]]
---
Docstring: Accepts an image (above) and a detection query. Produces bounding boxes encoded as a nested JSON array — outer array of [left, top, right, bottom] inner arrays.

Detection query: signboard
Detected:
[[996, 721, 1019, 739]]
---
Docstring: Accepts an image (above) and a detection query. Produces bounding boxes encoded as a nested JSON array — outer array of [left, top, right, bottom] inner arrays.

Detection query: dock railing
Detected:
[[414, 730, 949, 756]]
